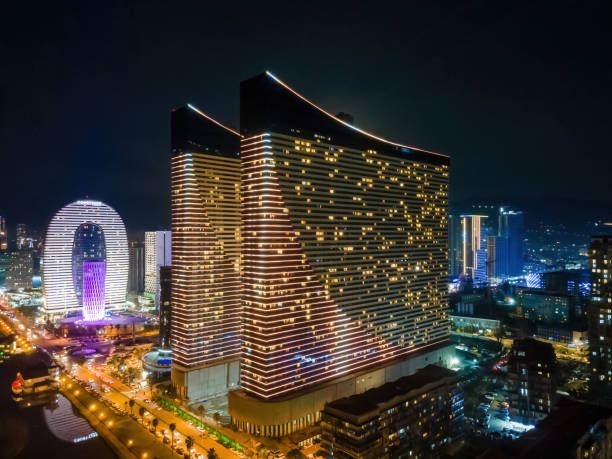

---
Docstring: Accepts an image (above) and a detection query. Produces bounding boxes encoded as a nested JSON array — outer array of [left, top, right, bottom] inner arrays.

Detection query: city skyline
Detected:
[[1, 3, 612, 458], [1, 2, 610, 231]]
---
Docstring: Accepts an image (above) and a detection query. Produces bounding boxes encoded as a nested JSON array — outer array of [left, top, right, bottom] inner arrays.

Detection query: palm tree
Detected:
[[185, 436, 194, 458], [128, 399, 135, 415], [213, 412, 220, 424], [169, 423, 176, 451], [139, 406, 145, 424], [152, 417, 158, 434], [197, 405, 205, 432]]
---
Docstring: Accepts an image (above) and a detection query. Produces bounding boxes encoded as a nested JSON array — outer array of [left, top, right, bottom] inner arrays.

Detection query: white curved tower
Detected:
[[43, 200, 128, 316]]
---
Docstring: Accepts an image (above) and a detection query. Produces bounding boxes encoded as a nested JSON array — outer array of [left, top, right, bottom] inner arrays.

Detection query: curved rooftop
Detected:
[[240, 71, 448, 165]]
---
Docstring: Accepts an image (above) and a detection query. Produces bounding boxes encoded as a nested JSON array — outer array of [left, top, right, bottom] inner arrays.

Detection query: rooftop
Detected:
[[326, 364, 456, 417], [479, 398, 612, 458]]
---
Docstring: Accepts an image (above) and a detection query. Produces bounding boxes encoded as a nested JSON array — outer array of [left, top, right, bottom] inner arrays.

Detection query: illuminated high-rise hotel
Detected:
[[170, 105, 241, 400], [230, 72, 451, 436], [42, 200, 128, 317]]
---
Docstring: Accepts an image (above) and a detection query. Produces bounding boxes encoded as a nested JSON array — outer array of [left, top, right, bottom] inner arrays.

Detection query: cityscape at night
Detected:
[[1, 2, 611, 459]]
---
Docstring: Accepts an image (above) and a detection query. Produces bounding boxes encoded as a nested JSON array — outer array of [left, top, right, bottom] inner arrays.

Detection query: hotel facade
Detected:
[[228, 72, 452, 436], [170, 105, 242, 400], [42, 200, 128, 317]]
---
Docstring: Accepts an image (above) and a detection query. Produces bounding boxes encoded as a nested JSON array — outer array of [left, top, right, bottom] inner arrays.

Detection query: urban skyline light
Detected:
[[1, 3, 611, 457]]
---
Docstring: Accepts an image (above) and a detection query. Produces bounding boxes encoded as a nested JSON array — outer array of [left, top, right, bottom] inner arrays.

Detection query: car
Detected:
[[176, 448, 184, 455], [163, 436, 170, 444]]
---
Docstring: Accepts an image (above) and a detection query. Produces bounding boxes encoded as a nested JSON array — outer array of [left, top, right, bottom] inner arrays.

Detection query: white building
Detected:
[[144, 231, 171, 309], [42, 200, 128, 316]]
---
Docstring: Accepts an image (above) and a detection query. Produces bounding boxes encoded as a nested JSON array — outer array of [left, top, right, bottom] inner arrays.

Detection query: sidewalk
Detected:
[[74, 364, 241, 459], [62, 377, 171, 458]]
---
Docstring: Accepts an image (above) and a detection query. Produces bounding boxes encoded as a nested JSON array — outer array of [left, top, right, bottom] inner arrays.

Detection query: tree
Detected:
[[212, 412, 220, 424], [152, 417, 158, 433], [208, 448, 219, 459], [197, 405, 205, 431], [169, 423, 176, 450], [126, 366, 139, 384], [147, 374, 155, 398], [494, 322, 506, 344], [139, 406, 145, 424], [185, 436, 194, 457], [128, 399, 135, 415]]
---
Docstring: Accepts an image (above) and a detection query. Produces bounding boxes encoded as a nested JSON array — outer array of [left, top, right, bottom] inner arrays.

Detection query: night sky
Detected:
[[1, 1, 610, 235]]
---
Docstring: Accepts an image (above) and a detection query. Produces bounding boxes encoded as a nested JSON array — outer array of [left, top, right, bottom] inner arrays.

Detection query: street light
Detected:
[[127, 440, 133, 446]]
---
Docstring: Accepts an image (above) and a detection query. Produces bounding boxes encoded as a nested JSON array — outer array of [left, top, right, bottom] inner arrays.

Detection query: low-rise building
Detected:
[[517, 288, 574, 323], [10, 350, 60, 407], [450, 314, 501, 336], [507, 338, 556, 424], [480, 398, 612, 458], [451, 291, 500, 336], [321, 365, 463, 459], [536, 323, 587, 345]]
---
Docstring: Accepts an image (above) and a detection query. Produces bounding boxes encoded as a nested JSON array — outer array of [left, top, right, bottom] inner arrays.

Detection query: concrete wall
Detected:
[[172, 359, 239, 401]]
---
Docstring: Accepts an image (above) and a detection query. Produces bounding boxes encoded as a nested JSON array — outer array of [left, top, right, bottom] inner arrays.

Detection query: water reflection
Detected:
[[43, 393, 97, 443]]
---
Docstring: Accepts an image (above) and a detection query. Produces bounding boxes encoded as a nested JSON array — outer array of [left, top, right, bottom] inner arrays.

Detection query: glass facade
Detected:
[[72, 223, 105, 307], [82, 261, 106, 321]]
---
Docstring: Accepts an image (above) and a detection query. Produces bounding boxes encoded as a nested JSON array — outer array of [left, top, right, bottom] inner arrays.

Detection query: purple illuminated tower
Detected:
[[82, 261, 106, 321]]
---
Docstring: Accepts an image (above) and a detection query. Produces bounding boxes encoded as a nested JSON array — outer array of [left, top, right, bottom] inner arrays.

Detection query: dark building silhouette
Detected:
[[507, 338, 556, 424], [159, 265, 171, 348], [589, 235, 612, 405], [5, 250, 33, 291], [128, 241, 145, 293], [480, 398, 612, 459]]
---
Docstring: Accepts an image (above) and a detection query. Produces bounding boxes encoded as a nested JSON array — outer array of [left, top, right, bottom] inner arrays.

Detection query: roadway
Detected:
[[0, 301, 244, 459], [68, 361, 242, 459]]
